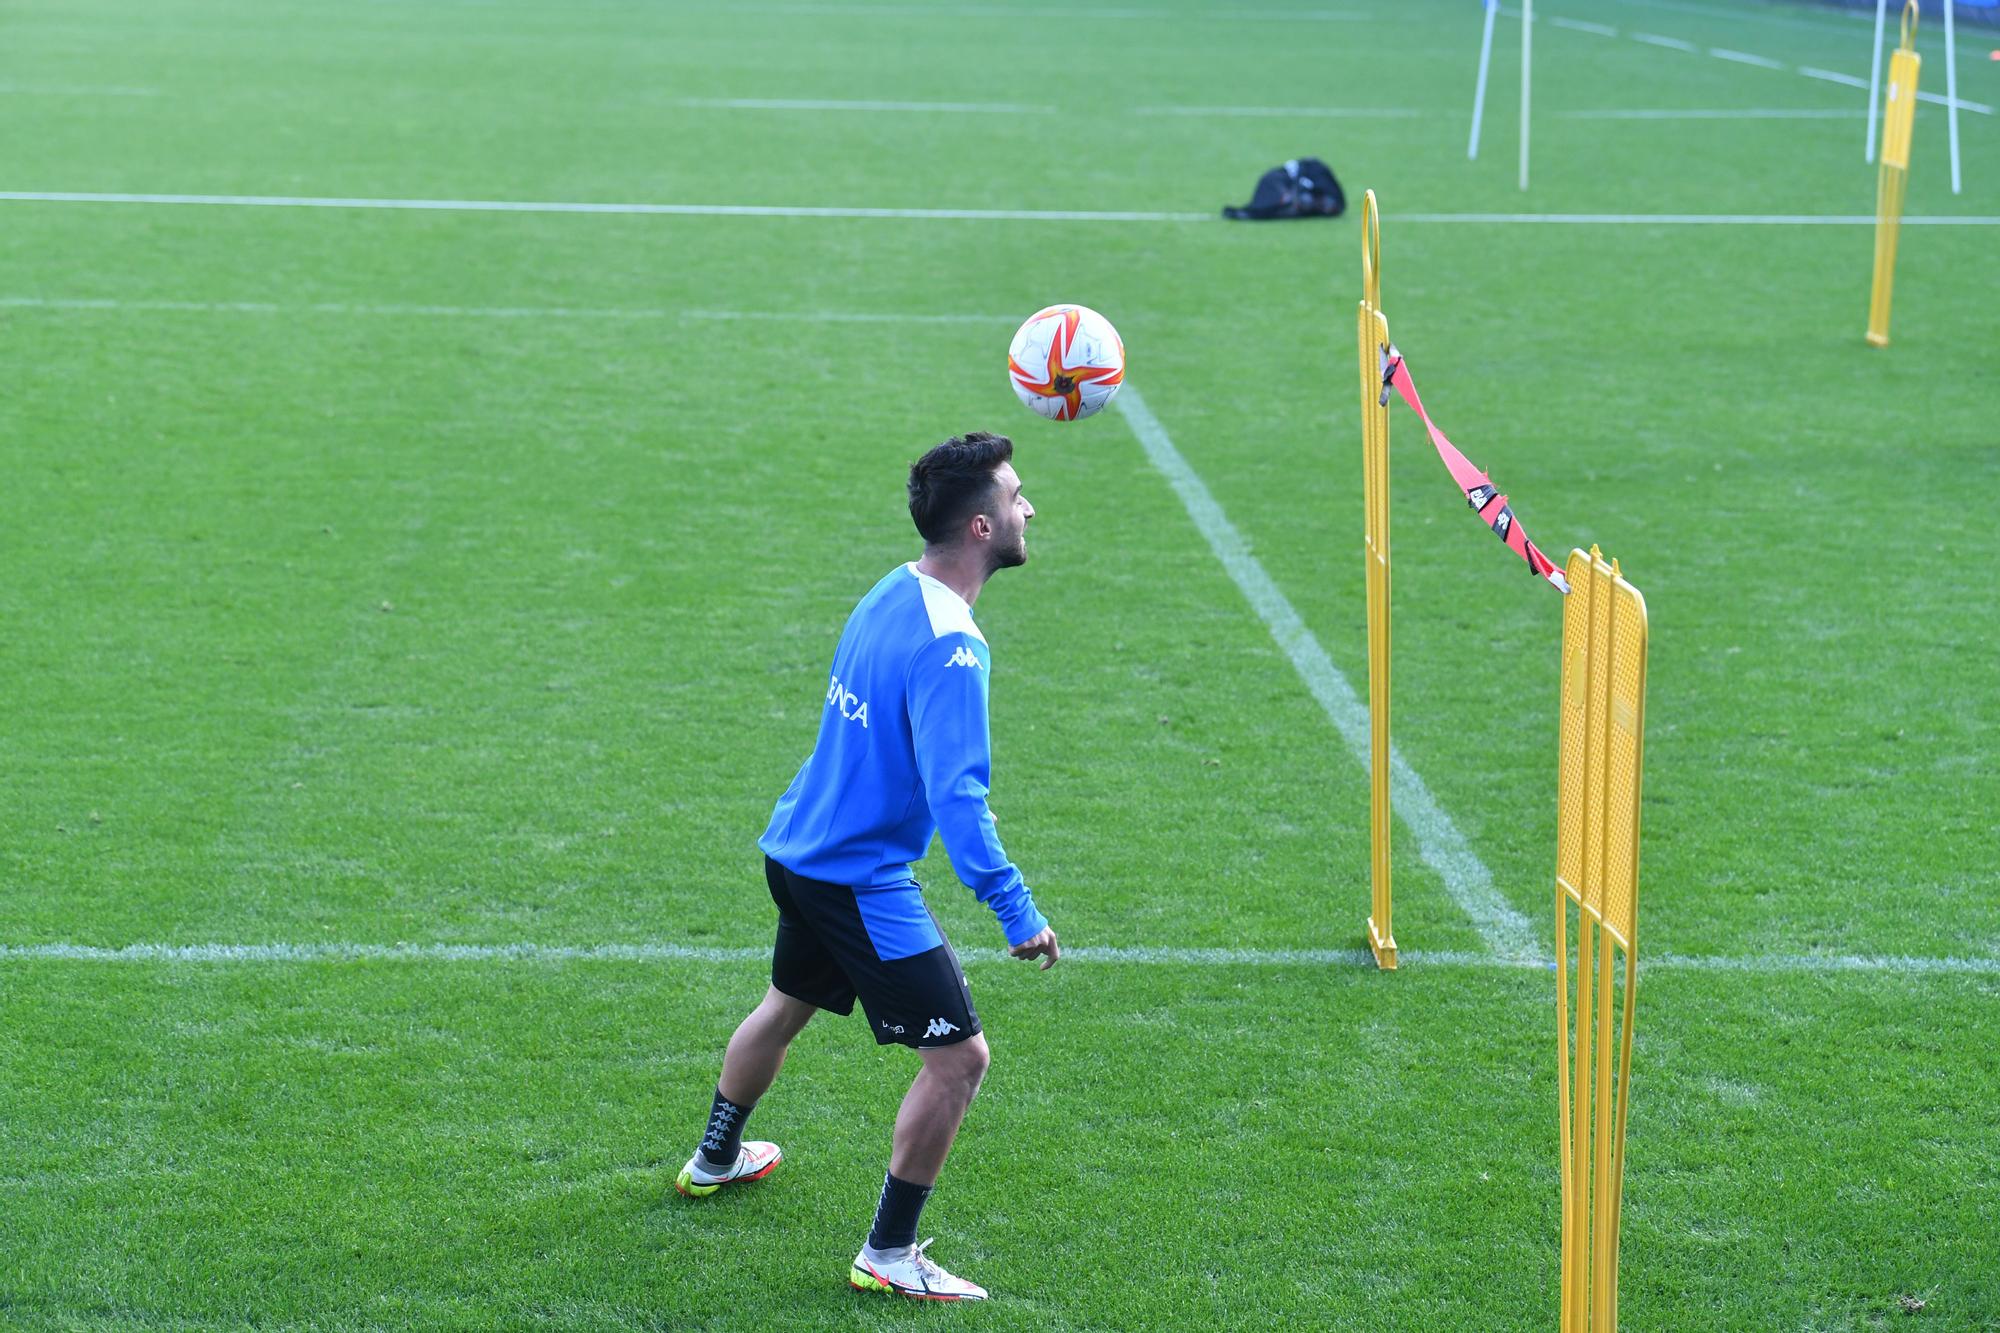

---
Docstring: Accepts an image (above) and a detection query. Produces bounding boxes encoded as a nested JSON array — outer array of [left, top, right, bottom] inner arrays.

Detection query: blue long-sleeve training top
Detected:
[[759, 562, 1046, 957]]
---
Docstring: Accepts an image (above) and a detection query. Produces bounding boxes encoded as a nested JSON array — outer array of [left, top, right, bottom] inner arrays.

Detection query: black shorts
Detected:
[[764, 856, 981, 1050]]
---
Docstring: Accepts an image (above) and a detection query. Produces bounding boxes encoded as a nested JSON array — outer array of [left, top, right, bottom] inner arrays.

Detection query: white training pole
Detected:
[[1866, 0, 1887, 163], [1519, 0, 1532, 191], [1945, 0, 1963, 192], [1469, 0, 1498, 160]]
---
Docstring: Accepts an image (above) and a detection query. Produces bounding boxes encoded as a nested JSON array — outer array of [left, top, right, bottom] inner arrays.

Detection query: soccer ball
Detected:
[[1007, 304, 1125, 422]]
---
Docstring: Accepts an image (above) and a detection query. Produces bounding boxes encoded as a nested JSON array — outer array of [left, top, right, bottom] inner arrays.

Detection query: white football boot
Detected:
[[849, 1238, 989, 1301], [674, 1141, 782, 1198]]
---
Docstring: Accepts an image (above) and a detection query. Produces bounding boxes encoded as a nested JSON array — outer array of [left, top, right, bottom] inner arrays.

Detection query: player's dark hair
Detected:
[[907, 432, 1014, 546]]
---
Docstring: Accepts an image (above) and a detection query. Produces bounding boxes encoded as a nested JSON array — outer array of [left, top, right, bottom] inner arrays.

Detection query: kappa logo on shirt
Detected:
[[944, 646, 982, 670]]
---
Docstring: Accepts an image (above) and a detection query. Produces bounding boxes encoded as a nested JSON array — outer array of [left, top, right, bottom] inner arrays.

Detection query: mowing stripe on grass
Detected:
[[1131, 105, 1424, 118], [1557, 109, 1865, 120], [0, 192, 1215, 222], [4, 942, 1994, 976], [0, 83, 159, 97], [672, 97, 1058, 114], [681, 309, 1009, 324], [671, 100, 1421, 120], [0, 297, 1014, 324], [1113, 384, 1542, 962], [5, 194, 1998, 226], [739, 3, 1369, 21]]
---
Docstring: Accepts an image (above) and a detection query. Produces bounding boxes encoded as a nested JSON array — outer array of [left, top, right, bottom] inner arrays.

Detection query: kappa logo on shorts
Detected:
[[944, 646, 982, 670], [924, 1017, 961, 1039]]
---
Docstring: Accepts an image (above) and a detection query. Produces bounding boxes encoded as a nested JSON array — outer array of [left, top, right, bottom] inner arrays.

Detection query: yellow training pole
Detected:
[[1556, 546, 1648, 1329], [1357, 190, 1395, 970], [1868, 0, 1921, 347]]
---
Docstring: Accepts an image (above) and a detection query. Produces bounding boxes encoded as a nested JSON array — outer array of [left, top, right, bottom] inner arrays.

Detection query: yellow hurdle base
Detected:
[[1368, 916, 1398, 970], [1866, 331, 1889, 348]]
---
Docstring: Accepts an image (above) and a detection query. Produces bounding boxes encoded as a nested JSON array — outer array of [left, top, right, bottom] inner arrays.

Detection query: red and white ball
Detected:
[[1007, 303, 1125, 422]]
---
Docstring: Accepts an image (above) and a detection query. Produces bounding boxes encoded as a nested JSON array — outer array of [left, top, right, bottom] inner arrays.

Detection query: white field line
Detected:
[[1558, 109, 1866, 120], [1796, 71, 1993, 116], [1517, 11, 1996, 116], [1802, 71, 1991, 118], [1132, 105, 1423, 119], [1917, 88, 1991, 116], [0, 296, 1012, 323], [33, 67, 1985, 117], [1615, 0, 1872, 35], [1113, 385, 1542, 961], [1707, 48, 1785, 70], [4, 193, 1999, 227], [1397, 213, 2000, 225], [3, 941, 1995, 977]]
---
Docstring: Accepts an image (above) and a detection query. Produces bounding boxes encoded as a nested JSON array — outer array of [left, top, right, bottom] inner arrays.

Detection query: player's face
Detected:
[[990, 462, 1034, 569]]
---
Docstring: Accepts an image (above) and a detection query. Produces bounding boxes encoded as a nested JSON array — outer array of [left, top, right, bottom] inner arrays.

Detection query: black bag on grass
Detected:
[[1222, 157, 1345, 220]]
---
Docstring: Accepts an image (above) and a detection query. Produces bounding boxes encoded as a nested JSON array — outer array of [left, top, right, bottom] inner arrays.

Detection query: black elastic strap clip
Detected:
[[1377, 343, 1402, 407]]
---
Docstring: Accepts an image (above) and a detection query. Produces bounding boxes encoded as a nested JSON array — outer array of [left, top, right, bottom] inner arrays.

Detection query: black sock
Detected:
[[867, 1171, 933, 1252], [697, 1086, 753, 1169]]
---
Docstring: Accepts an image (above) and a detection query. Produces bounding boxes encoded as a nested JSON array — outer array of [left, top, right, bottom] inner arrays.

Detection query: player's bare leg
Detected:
[[719, 987, 817, 1105], [889, 1034, 989, 1184], [676, 987, 816, 1198], [851, 1034, 993, 1300]]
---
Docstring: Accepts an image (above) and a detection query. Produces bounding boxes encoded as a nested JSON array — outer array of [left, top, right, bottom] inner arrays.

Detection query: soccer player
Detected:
[[676, 431, 1059, 1302]]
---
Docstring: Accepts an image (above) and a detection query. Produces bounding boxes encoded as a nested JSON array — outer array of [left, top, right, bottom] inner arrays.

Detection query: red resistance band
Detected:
[[1379, 343, 1570, 595]]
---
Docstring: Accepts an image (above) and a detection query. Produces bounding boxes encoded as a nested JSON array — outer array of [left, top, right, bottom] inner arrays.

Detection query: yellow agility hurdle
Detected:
[[1868, 0, 1921, 347], [1555, 546, 1648, 1330], [1357, 190, 1395, 970]]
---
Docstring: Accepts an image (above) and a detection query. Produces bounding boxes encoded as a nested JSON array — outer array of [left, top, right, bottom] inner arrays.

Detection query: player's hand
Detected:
[[1009, 927, 1060, 970]]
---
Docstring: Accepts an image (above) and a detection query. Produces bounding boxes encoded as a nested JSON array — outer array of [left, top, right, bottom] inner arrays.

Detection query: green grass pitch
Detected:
[[2, 0, 1997, 1327]]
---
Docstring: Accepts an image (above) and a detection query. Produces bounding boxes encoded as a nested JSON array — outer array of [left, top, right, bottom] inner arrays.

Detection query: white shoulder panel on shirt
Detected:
[[906, 563, 988, 645]]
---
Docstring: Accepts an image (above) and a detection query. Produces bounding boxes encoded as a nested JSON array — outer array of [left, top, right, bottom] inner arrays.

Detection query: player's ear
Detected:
[[970, 514, 993, 541]]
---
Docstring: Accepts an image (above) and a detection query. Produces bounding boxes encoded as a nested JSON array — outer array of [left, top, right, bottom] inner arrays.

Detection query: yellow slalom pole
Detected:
[[1868, 0, 1921, 347], [1556, 547, 1648, 1329], [1357, 190, 1395, 970]]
